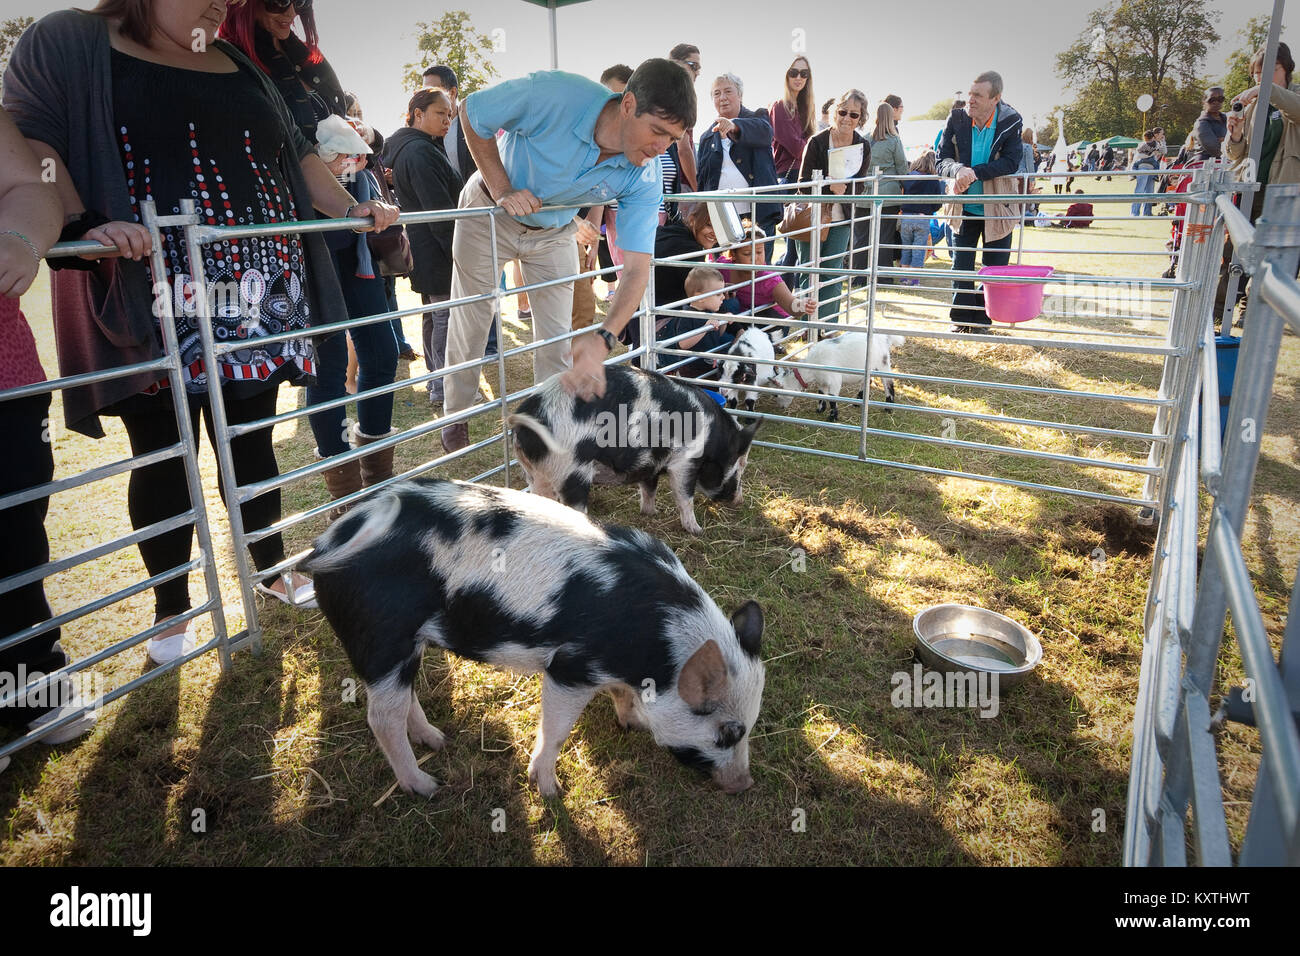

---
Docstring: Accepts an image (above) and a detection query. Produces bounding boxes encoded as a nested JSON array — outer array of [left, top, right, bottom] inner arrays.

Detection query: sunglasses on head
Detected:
[[264, 0, 312, 13], [837, 109, 861, 119], [788, 68, 810, 79]]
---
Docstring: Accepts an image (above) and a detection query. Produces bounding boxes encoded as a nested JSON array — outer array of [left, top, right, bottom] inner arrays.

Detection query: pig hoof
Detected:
[[411, 724, 446, 751], [681, 517, 703, 535], [400, 771, 439, 799], [640, 500, 657, 516], [527, 760, 562, 797]]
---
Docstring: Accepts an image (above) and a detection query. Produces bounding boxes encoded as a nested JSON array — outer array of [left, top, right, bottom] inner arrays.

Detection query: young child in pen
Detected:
[[717, 223, 815, 339], [657, 266, 734, 379]]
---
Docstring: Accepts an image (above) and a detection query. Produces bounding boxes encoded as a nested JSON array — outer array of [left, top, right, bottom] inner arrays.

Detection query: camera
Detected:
[[1231, 101, 1245, 113]]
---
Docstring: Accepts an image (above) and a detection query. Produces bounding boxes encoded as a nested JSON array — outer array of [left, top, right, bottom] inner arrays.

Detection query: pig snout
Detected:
[[729, 485, 743, 507], [713, 767, 754, 794]]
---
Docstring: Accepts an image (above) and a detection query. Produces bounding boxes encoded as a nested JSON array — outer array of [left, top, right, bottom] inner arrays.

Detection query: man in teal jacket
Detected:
[[937, 70, 1024, 332]]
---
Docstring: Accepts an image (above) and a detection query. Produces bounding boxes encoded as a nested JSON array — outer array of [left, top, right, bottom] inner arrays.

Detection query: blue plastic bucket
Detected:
[[1216, 335, 1240, 438]]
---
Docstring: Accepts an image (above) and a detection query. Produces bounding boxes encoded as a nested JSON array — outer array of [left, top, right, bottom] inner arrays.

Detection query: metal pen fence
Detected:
[[172, 195, 652, 659], [3, 161, 1295, 866], [1124, 174, 1300, 866], [0, 206, 234, 766], [660, 169, 1203, 510]]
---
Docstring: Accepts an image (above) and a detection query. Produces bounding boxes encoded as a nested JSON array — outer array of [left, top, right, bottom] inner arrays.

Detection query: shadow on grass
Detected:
[[68, 662, 183, 864], [1248, 500, 1291, 602]]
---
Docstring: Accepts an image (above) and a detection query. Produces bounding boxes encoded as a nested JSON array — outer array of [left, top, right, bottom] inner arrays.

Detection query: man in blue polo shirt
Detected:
[[937, 70, 1024, 332], [441, 58, 696, 452]]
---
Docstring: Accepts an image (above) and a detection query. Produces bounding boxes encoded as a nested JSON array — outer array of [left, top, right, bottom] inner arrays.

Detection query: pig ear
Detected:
[[678, 640, 729, 711], [731, 601, 763, 658], [737, 417, 761, 448]]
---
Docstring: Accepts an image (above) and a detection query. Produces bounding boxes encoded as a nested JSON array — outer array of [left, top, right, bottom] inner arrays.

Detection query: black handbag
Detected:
[[363, 163, 413, 277]]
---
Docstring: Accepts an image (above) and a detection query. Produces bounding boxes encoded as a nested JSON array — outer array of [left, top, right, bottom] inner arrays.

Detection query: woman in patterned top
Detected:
[[4, 0, 398, 663]]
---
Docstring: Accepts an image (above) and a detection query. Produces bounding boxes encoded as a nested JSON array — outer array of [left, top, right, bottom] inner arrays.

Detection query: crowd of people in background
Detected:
[[0, 0, 1294, 765]]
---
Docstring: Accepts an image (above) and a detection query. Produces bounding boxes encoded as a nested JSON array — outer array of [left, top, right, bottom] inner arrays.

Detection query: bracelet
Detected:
[[0, 230, 40, 262], [594, 328, 617, 352]]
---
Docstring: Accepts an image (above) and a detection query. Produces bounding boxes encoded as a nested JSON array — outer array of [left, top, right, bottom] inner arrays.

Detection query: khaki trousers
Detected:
[[445, 174, 578, 415]]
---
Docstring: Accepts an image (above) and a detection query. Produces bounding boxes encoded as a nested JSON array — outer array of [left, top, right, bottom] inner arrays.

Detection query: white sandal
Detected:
[[254, 572, 317, 610], [147, 618, 198, 665], [27, 696, 99, 744]]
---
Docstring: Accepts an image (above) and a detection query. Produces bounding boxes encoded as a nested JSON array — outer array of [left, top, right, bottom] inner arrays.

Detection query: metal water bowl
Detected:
[[912, 604, 1042, 688]]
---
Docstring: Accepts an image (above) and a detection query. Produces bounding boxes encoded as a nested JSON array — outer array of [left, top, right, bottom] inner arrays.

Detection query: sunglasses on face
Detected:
[[264, 0, 312, 13], [682, 60, 701, 74], [788, 68, 810, 79], [1207, 96, 1225, 103], [837, 109, 861, 119]]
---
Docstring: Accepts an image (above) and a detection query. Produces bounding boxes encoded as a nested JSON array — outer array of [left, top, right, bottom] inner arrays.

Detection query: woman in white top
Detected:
[[795, 89, 872, 322]]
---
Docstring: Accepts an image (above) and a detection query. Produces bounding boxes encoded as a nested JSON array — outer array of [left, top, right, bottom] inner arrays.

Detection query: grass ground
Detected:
[[2, 180, 1295, 865]]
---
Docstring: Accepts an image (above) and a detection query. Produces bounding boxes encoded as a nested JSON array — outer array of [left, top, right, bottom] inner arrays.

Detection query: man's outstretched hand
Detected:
[[560, 331, 609, 399]]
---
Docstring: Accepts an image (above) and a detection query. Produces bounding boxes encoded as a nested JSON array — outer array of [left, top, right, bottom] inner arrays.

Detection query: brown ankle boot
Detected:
[[317, 449, 362, 521], [351, 425, 397, 488]]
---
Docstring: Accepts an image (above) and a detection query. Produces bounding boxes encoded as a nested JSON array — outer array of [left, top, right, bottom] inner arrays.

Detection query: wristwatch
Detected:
[[594, 328, 617, 352]]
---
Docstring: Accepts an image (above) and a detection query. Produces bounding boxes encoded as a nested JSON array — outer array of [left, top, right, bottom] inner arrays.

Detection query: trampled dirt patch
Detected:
[[1058, 504, 1158, 558]]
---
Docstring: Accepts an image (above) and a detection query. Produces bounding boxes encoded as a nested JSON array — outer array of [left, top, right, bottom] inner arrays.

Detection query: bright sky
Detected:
[[12, 0, 1273, 139]]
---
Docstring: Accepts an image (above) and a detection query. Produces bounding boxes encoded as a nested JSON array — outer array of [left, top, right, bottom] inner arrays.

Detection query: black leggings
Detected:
[[109, 384, 285, 621], [0, 393, 65, 728]]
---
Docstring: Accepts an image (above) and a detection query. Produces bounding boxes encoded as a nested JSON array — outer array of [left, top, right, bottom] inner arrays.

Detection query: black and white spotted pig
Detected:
[[302, 478, 766, 798], [508, 365, 760, 535]]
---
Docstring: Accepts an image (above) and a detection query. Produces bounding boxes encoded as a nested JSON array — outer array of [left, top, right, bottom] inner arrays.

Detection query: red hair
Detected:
[[217, 1, 323, 73]]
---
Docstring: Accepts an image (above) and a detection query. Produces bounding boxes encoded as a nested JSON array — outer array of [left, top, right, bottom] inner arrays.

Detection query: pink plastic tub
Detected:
[[979, 265, 1055, 323]]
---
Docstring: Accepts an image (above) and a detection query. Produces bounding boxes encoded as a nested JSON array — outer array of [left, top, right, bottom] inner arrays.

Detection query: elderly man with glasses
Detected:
[[1193, 87, 1229, 162]]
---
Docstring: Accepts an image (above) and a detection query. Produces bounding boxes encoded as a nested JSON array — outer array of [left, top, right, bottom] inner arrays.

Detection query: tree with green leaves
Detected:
[[1222, 15, 1279, 98], [916, 97, 959, 121], [0, 16, 34, 94], [1054, 0, 1220, 144], [402, 10, 499, 95]]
